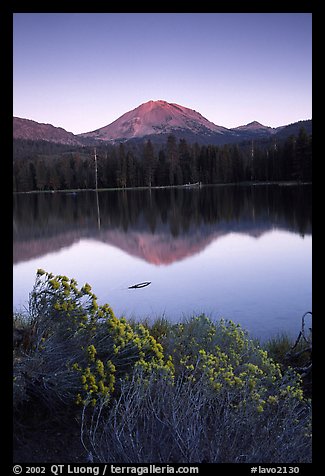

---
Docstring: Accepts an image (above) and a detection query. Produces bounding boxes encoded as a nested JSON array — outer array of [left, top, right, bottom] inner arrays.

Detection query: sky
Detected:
[[13, 13, 312, 134]]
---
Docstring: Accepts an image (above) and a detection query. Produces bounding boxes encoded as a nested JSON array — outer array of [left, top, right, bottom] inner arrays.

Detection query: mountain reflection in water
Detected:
[[13, 185, 312, 340], [13, 185, 311, 265]]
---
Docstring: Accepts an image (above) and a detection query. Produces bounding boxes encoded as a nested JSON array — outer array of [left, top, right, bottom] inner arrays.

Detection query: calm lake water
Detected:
[[13, 184, 312, 340]]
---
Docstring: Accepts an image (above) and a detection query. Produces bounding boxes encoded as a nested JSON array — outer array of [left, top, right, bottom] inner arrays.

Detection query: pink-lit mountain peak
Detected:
[[134, 100, 213, 127], [79, 99, 228, 141]]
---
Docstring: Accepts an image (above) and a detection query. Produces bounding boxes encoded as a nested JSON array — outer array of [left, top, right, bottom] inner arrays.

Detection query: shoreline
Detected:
[[13, 180, 312, 195]]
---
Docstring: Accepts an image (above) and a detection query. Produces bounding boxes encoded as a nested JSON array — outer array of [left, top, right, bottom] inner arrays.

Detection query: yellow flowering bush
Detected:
[[16, 270, 174, 408], [164, 315, 307, 415], [83, 315, 312, 464], [14, 274, 311, 463]]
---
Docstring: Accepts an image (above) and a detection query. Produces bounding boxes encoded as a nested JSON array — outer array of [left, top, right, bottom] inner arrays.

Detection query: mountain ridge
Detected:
[[13, 117, 84, 146], [13, 100, 312, 146]]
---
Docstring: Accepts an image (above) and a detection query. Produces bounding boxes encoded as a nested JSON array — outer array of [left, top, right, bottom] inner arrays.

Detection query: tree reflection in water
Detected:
[[13, 184, 311, 265]]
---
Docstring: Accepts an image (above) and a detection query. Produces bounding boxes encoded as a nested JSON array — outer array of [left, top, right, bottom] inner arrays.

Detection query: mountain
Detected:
[[78, 100, 233, 145], [272, 120, 312, 139], [13, 101, 312, 147], [231, 120, 276, 137], [13, 117, 83, 146]]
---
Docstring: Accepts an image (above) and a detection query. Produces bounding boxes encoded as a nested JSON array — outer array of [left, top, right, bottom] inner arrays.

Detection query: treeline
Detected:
[[13, 128, 312, 192]]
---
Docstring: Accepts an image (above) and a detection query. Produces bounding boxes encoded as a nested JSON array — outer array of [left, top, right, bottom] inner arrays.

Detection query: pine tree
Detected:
[[117, 144, 127, 188], [144, 140, 156, 187], [35, 159, 48, 191], [296, 127, 310, 181], [166, 135, 178, 186]]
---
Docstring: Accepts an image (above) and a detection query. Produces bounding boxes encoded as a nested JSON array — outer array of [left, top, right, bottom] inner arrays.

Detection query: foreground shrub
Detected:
[[13, 272, 311, 463], [13, 270, 172, 412], [82, 367, 311, 463], [81, 315, 312, 463]]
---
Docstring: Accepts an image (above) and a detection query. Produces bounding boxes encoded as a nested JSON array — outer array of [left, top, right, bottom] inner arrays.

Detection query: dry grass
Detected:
[[81, 370, 311, 464]]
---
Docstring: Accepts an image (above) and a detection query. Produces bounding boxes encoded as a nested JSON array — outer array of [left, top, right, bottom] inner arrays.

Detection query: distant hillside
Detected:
[[13, 117, 84, 146], [273, 120, 312, 139]]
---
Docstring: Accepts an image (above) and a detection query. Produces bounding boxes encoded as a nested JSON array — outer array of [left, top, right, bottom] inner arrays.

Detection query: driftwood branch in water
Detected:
[[128, 281, 151, 289]]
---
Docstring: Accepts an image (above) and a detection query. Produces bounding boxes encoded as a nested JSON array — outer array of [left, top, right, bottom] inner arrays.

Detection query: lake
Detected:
[[13, 184, 312, 341]]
